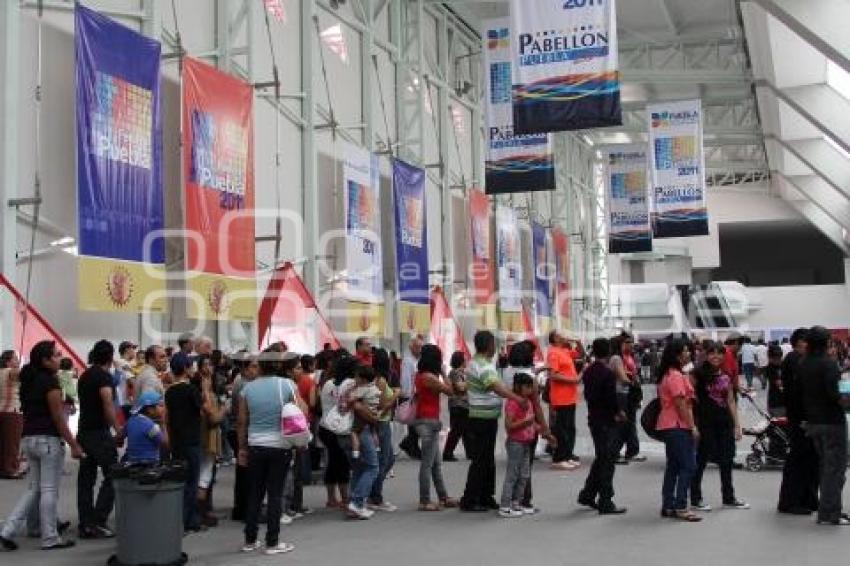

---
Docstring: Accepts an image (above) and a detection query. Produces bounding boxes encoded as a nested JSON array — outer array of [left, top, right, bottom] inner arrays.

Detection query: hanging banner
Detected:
[[521, 303, 545, 364], [257, 263, 340, 352], [483, 18, 554, 194], [510, 0, 621, 134], [497, 206, 523, 331], [647, 99, 709, 238], [606, 146, 653, 253], [393, 159, 430, 335], [531, 221, 553, 332], [469, 189, 495, 315], [552, 228, 571, 327], [182, 57, 256, 321], [344, 143, 383, 303], [75, 5, 165, 313], [430, 287, 471, 364]]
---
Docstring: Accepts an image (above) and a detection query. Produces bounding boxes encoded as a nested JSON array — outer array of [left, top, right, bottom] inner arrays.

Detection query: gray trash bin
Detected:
[[110, 473, 187, 566]]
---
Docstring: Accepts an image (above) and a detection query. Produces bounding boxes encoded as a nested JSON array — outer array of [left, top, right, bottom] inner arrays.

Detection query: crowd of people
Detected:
[[0, 326, 847, 555]]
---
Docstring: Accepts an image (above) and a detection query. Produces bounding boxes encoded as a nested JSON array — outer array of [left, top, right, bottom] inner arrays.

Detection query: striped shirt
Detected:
[[0, 369, 20, 413], [467, 355, 502, 419]]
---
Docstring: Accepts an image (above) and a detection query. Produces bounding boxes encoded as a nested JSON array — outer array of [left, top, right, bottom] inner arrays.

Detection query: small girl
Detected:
[[499, 373, 538, 518], [349, 366, 381, 459]]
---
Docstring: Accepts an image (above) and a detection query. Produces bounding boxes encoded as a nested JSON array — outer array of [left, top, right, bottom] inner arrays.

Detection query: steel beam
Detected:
[[776, 172, 850, 232], [0, 0, 19, 347], [302, 0, 319, 296]]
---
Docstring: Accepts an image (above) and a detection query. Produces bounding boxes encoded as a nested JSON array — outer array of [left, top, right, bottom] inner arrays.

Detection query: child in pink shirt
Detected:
[[499, 374, 537, 517]]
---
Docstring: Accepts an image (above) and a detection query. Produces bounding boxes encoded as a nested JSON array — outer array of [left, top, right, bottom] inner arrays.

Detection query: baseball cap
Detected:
[[170, 352, 193, 375], [132, 390, 163, 415]]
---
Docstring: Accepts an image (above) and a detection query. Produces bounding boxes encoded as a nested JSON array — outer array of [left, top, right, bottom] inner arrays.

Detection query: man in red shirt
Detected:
[[355, 337, 374, 367], [723, 336, 740, 390], [546, 330, 582, 470]]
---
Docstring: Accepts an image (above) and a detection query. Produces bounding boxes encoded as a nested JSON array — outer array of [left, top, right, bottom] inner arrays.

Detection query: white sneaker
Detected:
[[368, 501, 398, 512], [279, 514, 293, 525], [521, 506, 540, 515], [498, 507, 524, 518], [240, 541, 262, 553], [347, 502, 373, 520], [264, 542, 295, 555], [692, 502, 713, 512], [723, 500, 751, 510]]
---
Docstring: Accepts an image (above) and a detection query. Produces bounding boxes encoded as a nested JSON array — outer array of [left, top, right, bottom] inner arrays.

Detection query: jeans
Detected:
[[244, 446, 291, 546], [415, 420, 448, 504], [369, 421, 395, 504], [0, 436, 64, 547], [742, 363, 755, 389], [690, 428, 735, 505], [443, 406, 469, 460], [807, 423, 848, 522], [172, 444, 202, 529], [500, 440, 531, 509], [345, 427, 379, 508], [661, 428, 697, 511], [77, 429, 118, 528], [580, 423, 618, 507], [461, 417, 498, 508], [552, 405, 577, 462]]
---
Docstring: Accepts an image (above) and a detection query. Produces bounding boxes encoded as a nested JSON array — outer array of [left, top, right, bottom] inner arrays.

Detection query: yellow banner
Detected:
[[500, 310, 524, 334], [187, 273, 256, 321], [398, 302, 431, 336], [79, 256, 166, 313], [345, 301, 386, 337]]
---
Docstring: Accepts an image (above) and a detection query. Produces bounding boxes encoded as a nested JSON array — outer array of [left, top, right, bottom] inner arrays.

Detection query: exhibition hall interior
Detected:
[[0, 0, 849, 565]]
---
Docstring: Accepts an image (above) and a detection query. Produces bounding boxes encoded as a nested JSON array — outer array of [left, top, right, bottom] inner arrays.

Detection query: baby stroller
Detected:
[[740, 391, 789, 472]]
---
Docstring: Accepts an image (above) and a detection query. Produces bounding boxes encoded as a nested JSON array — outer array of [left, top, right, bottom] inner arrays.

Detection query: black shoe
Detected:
[[0, 536, 18, 552], [615, 458, 629, 465], [484, 499, 500, 510], [661, 508, 676, 518], [42, 539, 75, 550], [577, 494, 598, 509], [626, 455, 647, 463], [57, 521, 71, 535], [459, 504, 489, 513], [598, 505, 627, 515], [79, 525, 115, 540], [443, 455, 457, 462], [778, 506, 813, 516]]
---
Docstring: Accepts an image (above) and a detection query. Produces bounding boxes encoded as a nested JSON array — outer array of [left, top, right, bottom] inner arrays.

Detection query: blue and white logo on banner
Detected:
[[483, 17, 555, 194], [647, 99, 709, 238], [510, 0, 621, 134]]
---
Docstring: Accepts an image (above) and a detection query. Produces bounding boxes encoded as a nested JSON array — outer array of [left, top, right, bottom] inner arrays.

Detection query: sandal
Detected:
[[673, 510, 703, 522], [440, 498, 458, 509], [418, 503, 441, 512]]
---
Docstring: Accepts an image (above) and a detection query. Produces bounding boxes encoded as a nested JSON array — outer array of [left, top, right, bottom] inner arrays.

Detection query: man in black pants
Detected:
[[800, 326, 850, 525], [578, 338, 626, 515], [777, 328, 820, 515], [460, 331, 526, 512], [76, 340, 121, 539]]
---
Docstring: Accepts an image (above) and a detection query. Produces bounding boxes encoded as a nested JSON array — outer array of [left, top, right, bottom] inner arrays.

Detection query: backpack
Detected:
[[639, 397, 663, 441]]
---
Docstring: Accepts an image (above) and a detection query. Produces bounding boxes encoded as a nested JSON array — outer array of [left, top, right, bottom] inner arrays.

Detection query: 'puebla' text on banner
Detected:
[[182, 57, 256, 321], [393, 159, 430, 335], [510, 0, 621, 135], [647, 99, 709, 238], [483, 18, 555, 194], [606, 146, 653, 254], [75, 5, 166, 313]]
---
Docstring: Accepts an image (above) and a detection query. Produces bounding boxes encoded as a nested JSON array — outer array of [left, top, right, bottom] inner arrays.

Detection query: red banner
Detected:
[[521, 303, 545, 363], [1, 275, 85, 370], [258, 263, 340, 353], [430, 287, 471, 362], [468, 188, 494, 304], [552, 228, 570, 322], [183, 57, 255, 319]]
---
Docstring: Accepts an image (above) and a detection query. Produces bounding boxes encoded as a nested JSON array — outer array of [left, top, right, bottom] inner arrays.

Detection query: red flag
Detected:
[[0, 274, 85, 370], [264, 0, 286, 23], [257, 263, 340, 353], [429, 287, 471, 362]]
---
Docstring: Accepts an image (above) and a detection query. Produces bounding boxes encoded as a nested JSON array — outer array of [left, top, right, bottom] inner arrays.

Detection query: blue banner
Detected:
[[392, 160, 429, 304], [76, 5, 163, 264], [531, 221, 552, 318]]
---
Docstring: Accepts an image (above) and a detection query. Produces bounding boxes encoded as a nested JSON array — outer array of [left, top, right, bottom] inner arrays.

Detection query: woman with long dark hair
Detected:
[[656, 339, 701, 522], [689, 342, 748, 512], [414, 344, 457, 511], [0, 341, 83, 551]]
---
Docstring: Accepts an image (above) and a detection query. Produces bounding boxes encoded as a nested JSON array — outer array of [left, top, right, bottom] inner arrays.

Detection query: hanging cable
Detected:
[[313, 15, 336, 136], [261, 2, 283, 265], [19, 0, 45, 354], [372, 54, 393, 156]]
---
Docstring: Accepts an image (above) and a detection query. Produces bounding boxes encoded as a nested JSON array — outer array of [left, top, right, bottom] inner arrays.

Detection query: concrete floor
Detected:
[[0, 399, 846, 565]]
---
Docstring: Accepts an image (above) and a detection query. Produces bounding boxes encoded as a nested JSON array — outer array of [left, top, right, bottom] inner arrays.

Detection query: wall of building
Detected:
[[746, 285, 850, 330]]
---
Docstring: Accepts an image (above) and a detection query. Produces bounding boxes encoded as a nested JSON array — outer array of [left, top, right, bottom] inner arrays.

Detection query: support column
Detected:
[[302, 0, 319, 296], [0, 1, 19, 347], [361, 0, 374, 149], [437, 12, 453, 290]]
